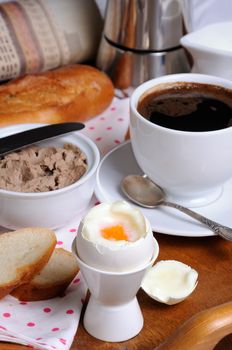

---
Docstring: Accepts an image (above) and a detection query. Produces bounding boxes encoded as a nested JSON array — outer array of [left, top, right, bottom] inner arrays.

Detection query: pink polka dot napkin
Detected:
[[81, 96, 130, 156], [0, 96, 130, 349], [0, 282, 86, 349], [0, 211, 90, 350]]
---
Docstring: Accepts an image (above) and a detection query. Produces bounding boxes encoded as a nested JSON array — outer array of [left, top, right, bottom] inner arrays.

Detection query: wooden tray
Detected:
[[1, 233, 232, 349]]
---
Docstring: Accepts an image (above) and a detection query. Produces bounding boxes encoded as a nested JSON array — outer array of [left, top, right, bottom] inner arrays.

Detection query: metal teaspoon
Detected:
[[120, 174, 232, 241]]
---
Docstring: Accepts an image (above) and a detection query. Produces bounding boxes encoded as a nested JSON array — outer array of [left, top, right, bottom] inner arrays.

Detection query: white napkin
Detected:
[[0, 96, 130, 349]]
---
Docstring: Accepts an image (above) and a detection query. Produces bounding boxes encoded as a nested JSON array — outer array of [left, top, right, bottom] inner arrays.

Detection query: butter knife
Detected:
[[0, 122, 85, 156]]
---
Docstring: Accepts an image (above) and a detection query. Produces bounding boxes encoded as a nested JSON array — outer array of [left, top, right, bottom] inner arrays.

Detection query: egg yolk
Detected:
[[101, 225, 129, 241]]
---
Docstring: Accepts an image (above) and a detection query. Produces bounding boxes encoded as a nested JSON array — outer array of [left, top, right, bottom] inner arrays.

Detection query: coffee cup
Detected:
[[130, 73, 232, 207]]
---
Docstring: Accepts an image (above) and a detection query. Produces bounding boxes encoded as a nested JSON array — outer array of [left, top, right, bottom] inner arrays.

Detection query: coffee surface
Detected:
[[138, 83, 232, 132]]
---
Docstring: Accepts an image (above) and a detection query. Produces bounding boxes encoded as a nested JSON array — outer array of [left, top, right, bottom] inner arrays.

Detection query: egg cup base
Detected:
[[83, 296, 143, 342]]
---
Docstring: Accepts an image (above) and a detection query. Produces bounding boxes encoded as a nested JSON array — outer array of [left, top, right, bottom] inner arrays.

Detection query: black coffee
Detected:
[[138, 82, 232, 132]]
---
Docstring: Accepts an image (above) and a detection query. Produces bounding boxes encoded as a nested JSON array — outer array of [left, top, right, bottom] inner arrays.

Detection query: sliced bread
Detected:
[[0, 227, 56, 299], [11, 248, 79, 301]]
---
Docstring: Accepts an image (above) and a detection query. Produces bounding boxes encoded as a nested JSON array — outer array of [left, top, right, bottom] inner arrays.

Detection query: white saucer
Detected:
[[95, 141, 232, 237]]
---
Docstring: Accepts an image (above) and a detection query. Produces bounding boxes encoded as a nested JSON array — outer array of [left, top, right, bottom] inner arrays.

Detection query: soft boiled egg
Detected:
[[141, 260, 198, 305], [75, 201, 159, 272]]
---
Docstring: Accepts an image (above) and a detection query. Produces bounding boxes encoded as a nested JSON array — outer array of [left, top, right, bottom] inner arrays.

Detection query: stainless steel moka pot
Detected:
[[96, 0, 190, 89]]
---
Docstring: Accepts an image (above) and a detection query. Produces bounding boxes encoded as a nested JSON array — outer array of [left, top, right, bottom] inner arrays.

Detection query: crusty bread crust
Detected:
[[11, 283, 71, 301], [0, 64, 114, 127], [11, 248, 79, 301], [0, 227, 56, 299], [125, 127, 130, 140]]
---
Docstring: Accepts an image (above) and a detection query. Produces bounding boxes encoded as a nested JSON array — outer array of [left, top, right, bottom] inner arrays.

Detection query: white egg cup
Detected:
[[72, 237, 159, 342]]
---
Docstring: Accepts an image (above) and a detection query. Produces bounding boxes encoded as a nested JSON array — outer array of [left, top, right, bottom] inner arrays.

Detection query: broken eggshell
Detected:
[[141, 260, 198, 305]]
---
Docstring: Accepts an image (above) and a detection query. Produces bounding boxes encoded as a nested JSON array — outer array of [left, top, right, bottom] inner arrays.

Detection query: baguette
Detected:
[[0, 227, 56, 299], [0, 64, 114, 127], [125, 127, 130, 140], [11, 248, 79, 301]]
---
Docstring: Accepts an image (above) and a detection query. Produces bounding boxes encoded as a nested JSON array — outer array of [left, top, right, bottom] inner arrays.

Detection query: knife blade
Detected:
[[0, 122, 85, 156]]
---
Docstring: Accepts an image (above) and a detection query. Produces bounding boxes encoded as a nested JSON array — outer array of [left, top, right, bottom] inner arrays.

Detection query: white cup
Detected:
[[130, 73, 232, 207]]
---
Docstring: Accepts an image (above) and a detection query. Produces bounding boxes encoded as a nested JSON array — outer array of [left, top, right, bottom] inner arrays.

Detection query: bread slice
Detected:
[[0, 227, 56, 299], [11, 248, 79, 301]]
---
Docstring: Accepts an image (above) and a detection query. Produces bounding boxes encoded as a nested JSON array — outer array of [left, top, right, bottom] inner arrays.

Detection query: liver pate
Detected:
[[0, 143, 87, 192]]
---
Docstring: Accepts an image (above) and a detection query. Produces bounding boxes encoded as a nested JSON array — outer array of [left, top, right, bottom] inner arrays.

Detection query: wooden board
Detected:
[[0, 233, 232, 349]]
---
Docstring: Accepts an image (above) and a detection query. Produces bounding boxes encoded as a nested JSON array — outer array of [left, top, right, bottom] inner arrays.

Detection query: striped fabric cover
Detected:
[[0, 0, 70, 81]]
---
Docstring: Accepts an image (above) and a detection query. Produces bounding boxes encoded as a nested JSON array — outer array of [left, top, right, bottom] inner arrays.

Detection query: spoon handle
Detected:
[[163, 201, 232, 241]]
